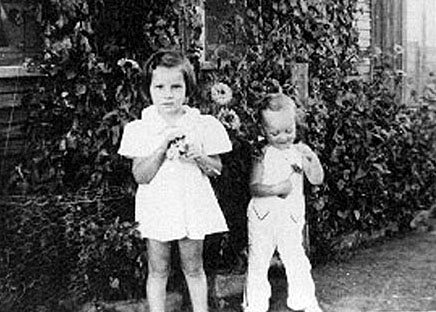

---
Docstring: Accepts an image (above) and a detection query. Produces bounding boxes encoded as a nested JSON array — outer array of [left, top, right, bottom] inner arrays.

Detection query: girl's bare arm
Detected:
[[193, 154, 223, 177], [132, 142, 168, 184], [132, 127, 185, 184], [184, 141, 224, 177]]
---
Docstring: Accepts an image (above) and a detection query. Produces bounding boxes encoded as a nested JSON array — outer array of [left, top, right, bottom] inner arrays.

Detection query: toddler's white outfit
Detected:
[[118, 105, 232, 241], [244, 145, 322, 312]]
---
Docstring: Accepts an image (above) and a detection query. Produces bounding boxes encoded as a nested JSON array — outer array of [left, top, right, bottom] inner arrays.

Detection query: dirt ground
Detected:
[[213, 231, 436, 312], [268, 231, 436, 312], [83, 231, 436, 312]]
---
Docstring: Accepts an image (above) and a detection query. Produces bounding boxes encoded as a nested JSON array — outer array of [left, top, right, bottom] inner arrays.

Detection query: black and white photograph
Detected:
[[0, 1, 435, 311]]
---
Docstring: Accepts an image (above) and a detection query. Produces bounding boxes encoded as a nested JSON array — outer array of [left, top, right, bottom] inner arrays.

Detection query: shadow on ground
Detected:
[[267, 232, 436, 312], [87, 232, 436, 312], [211, 232, 436, 312]]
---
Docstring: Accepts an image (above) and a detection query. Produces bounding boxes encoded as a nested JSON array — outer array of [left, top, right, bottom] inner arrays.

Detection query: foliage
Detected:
[[303, 60, 436, 260], [190, 0, 436, 261], [193, 0, 361, 255], [10, 0, 192, 194], [3, 2, 436, 309], [0, 191, 142, 312]]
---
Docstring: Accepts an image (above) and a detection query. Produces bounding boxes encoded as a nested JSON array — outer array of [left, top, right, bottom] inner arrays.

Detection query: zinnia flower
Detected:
[[217, 107, 241, 131], [166, 136, 189, 160], [211, 83, 233, 106], [117, 58, 140, 72]]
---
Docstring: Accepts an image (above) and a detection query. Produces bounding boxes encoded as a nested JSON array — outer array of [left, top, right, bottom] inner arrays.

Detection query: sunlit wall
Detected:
[[404, 0, 436, 102]]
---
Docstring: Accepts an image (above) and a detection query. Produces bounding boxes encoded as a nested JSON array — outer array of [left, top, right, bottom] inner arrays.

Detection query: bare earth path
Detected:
[[97, 231, 436, 312], [264, 232, 436, 312]]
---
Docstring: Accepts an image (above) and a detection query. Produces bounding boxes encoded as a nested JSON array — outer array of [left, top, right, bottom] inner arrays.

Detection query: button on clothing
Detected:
[[118, 105, 232, 241], [244, 145, 321, 312]]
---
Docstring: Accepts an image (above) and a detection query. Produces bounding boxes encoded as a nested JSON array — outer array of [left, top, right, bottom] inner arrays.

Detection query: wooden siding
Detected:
[[404, 0, 436, 104], [0, 1, 41, 66], [355, 0, 372, 77], [0, 69, 44, 183], [371, 0, 404, 69]]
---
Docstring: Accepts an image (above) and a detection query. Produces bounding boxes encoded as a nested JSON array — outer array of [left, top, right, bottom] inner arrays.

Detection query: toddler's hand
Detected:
[[295, 142, 317, 170], [276, 178, 292, 198], [295, 142, 315, 162], [295, 142, 324, 184]]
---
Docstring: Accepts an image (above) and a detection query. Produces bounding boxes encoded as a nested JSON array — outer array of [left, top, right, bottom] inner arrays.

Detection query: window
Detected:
[[0, 0, 41, 67]]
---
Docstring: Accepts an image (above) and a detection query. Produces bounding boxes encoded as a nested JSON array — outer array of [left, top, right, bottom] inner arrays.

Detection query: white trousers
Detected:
[[243, 207, 319, 312]]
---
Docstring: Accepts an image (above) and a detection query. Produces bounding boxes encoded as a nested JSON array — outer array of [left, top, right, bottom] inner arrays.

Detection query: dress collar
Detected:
[[141, 105, 201, 129]]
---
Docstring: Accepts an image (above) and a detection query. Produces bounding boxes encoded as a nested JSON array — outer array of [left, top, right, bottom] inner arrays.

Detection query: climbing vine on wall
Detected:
[[5, 0, 436, 282], [11, 0, 194, 194]]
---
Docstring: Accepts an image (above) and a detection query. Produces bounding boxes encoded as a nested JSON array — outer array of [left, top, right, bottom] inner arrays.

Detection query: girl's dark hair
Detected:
[[142, 49, 197, 99]]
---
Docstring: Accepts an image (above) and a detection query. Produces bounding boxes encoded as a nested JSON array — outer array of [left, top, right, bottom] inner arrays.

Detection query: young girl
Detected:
[[118, 50, 232, 312], [243, 93, 324, 312]]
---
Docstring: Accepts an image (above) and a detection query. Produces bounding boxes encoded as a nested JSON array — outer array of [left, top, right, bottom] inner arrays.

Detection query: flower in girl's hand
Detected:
[[166, 136, 189, 160], [211, 82, 233, 106], [166, 145, 179, 160], [291, 164, 303, 174]]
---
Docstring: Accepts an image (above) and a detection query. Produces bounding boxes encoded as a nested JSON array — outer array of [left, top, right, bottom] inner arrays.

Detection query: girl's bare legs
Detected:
[[146, 239, 171, 312], [179, 238, 208, 312]]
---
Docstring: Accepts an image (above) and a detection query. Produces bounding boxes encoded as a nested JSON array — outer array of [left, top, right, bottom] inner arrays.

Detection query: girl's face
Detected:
[[150, 65, 187, 116], [262, 109, 296, 150]]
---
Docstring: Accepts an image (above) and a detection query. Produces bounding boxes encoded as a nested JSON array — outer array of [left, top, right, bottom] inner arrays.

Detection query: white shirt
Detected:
[[249, 144, 306, 224]]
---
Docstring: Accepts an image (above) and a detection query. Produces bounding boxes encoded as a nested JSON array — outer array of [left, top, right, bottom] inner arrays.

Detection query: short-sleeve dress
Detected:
[[118, 105, 232, 241]]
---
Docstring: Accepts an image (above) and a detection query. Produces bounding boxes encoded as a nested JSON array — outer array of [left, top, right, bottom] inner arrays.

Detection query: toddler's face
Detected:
[[150, 65, 187, 116], [262, 109, 296, 150]]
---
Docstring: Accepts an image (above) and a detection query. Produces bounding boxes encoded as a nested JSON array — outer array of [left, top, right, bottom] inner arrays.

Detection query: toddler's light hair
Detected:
[[257, 93, 297, 122]]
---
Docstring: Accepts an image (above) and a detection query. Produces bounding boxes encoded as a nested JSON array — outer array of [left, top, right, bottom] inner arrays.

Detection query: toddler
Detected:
[[243, 93, 324, 312]]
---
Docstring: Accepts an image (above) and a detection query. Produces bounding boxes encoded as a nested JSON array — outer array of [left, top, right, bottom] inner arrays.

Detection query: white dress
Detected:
[[118, 105, 232, 241]]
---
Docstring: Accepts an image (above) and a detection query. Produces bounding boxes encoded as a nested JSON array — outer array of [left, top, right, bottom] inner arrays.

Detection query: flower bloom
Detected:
[[117, 58, 140, 71], [166, 136, 189, 160], [217, 107, 241, 131], [211, 82, 233, 106]]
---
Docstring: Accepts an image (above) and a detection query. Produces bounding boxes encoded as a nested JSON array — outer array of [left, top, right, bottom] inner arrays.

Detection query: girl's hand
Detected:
[[161, 127, 186, 149], [185, 144, 223, 176], [184, 142, 203, 161]]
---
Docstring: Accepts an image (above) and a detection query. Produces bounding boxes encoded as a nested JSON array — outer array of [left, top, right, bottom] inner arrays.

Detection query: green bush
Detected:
[[9, 0, 192, 194], [190, 1, 436, 261], [0, 190, 142, 312]]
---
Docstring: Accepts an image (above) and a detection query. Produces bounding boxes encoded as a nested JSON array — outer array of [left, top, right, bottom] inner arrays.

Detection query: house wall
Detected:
[[0, 1, 42, 187], [355, 0, 372, 77], [0, 69, 43, 185], [404, 0, 436, 104]]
